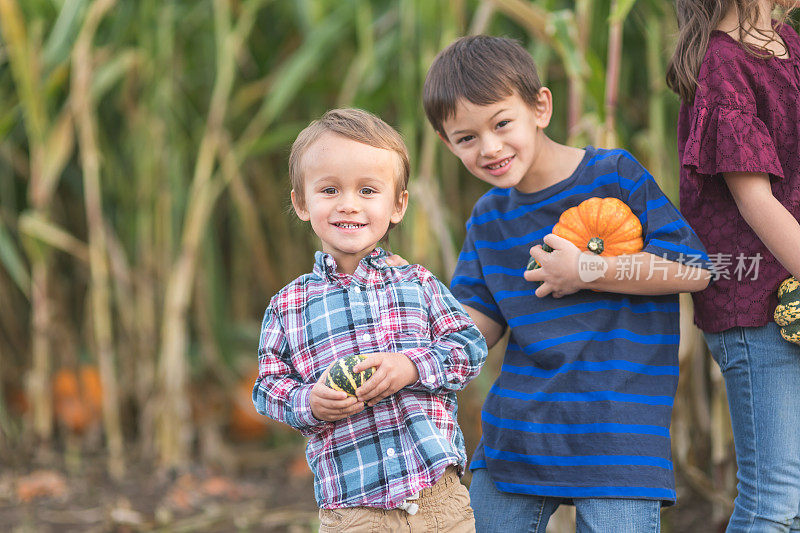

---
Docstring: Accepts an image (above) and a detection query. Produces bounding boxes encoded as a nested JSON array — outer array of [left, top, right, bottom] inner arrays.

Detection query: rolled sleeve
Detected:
[[404, 274, 488, 393], [404, 346, 446, 390], [286, 384, 333, 436]]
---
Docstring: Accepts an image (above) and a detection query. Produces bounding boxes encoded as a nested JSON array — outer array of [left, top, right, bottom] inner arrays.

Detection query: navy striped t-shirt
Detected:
[[451, 146, 710, 504]]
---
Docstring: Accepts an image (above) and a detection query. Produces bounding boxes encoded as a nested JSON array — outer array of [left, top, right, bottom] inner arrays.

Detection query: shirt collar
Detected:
[[312, 247, 389, 285]]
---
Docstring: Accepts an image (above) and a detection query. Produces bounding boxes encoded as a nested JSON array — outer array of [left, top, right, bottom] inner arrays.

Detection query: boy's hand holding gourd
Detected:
[[310, 353, 421, 420], [524, 234, 592, 298], [310, 364, 366, 422], [353, 353, 419, 407]]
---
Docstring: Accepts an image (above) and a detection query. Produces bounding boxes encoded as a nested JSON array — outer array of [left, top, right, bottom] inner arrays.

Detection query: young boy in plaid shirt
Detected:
[[253, 108, 487, 532]]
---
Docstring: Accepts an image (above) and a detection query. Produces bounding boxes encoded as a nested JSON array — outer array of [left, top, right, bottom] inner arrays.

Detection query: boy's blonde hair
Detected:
[[289, 108, 410, 211]]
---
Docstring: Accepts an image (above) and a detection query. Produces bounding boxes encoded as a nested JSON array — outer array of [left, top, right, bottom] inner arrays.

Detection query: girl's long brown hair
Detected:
[[666, 0, 790, 102]]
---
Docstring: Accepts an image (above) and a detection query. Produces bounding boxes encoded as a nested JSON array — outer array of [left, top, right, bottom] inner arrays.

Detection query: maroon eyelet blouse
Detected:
[[678, 22, 800, 333]]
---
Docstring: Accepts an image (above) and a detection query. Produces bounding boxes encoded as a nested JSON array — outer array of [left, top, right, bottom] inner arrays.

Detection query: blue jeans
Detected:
[[468, 468, 661, 532], [705, 323, 800, 532]]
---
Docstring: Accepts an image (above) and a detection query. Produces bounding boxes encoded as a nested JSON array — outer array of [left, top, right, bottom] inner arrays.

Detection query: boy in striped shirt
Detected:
[[423, 36, 711, 531], [253, 108, 487, 532]]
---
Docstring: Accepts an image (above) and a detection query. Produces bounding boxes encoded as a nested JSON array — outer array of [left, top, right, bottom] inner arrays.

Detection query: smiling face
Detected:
[[439, 91, 552, 193], [291, 132, 408, 274]]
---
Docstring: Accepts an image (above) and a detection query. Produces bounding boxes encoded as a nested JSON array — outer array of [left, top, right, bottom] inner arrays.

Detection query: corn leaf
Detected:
[[0, 220, 30, 298], [42, 0, 87, 68], [610, 0, 638, 23]]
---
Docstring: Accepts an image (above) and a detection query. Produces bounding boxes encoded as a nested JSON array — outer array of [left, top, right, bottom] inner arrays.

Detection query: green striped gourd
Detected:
[[774, 276, 800, 344], [325, 354, 374, 396], [526, 243, 553, 271]]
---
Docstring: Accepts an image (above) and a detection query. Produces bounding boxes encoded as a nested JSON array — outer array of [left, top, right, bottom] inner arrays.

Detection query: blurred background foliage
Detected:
[[1, 0, 796, 529]]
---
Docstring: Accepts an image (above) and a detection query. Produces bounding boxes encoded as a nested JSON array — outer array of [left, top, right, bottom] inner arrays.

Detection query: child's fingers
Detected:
[[361, 377, 393, 405], [352, 353, 384, 373], [324, 395, 359, 409], [535, 282, 554, 299], [354, 377, 381, 402], [314, 383, 349, 400], [524, 268, 544, 283], [366, 385, 396, 406], [315, 396, 363, 419], [356, 370, 389, 402], [543, 233, 571, 250], [317, 401, 364, 421], [528, 245, 550, 271], [335, 400, 365, 417]]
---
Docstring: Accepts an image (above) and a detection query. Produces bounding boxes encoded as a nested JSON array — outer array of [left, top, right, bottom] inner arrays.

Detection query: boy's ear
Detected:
[[533, 87, 554, 129], [290, 189, 310, 221], [391, 189, 409, 224]]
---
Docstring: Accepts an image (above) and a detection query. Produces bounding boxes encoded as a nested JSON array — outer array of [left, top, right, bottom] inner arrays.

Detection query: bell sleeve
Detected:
[[680, 50, 784, 188]]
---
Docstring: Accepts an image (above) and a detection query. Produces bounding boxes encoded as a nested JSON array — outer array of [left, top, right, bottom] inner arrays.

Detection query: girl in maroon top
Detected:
[[669, 1, 800, 531]]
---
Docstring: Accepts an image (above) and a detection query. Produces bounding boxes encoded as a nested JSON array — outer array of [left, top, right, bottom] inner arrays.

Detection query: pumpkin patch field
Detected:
[[0, 0, 764, 531]]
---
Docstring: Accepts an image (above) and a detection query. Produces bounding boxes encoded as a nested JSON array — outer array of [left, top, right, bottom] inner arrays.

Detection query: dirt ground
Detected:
[[0, 443, 319, 533], [0, 444, 721, 533]]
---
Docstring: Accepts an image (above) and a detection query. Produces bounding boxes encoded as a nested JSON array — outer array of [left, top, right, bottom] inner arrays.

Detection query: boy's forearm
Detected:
[[587, 253, 710, 294]]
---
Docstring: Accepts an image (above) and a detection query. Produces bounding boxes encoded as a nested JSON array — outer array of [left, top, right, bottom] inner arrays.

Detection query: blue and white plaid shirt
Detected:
[[253, 248, 487, 509]]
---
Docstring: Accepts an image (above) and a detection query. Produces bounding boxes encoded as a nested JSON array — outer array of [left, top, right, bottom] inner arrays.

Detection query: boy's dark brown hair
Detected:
[[423, 35, 543, 136]]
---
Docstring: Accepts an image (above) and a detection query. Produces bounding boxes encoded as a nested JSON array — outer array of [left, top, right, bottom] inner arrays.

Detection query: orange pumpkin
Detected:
[[79, 366, 103, 419], [229, 371, 269, 441], [53, 366, 103, 434], [552, 197, 643, 256]]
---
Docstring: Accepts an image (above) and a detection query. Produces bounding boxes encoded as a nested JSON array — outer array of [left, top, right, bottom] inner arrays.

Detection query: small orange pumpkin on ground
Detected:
[[229, 371, 269, 441], [53, 366, 103, 434]]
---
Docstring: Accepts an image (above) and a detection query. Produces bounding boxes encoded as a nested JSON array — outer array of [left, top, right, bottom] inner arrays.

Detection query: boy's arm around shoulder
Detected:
[[399, 268, 488, 394], [252, 304, 333, 436]]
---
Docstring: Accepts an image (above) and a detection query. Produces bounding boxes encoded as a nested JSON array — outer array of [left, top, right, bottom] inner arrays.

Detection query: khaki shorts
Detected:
[[318, 466, 475, 533]]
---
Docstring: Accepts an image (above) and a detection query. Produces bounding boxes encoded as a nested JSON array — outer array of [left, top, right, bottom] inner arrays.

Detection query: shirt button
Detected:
[[425, 376, 435, 384], [362, 333, 370, 342], [386, 448, 395, 457], [353, 286, 361, 293]]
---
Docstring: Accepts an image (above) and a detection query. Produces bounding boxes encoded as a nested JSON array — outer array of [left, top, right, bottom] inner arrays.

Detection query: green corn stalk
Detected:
[[0, 0, 76, 443], [71, 0, 125, 479]]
